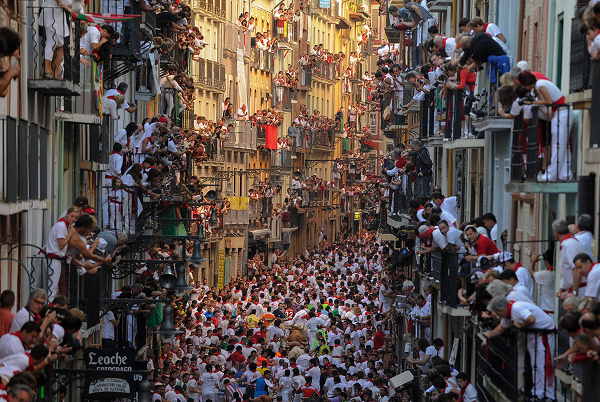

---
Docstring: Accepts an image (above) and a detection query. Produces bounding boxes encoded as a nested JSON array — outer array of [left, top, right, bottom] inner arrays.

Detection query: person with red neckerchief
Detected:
[[485, 296, 555, 400]]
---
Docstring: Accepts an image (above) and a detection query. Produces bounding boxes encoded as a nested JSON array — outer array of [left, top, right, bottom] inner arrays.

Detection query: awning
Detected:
[[337, 17, 351, 29], [249, 229, 271, 241]]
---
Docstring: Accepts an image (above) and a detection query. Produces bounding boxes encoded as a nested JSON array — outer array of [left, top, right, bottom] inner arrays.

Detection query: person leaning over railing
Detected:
[[518, 71, 572, 182], [485, 296, 556, 401]]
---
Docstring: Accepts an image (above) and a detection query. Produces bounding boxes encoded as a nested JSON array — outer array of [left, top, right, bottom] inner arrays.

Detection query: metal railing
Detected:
[[313, 60, 338, 81], [276, 19, 299, 43], [0, 117, 48, 203], [224, 121, 254, 149], [431, 252, 460, 308], [28, 6, 80, 84], [445, 89, 463, 140], [250, 48, 275, 73], [300, 68, 312, 87], [192, 0, 226, 18], [509, 104, 574, 183], [475, 330, 520, 402], [570, 16, 592, 93]]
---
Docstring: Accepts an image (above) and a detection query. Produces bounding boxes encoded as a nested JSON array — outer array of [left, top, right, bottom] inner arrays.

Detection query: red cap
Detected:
[[82, 207, 96, 215], [159, 117, 168, 123]]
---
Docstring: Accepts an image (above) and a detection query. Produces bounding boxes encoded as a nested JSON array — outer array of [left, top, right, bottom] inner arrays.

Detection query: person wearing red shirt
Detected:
[[296, 377, 320, 398], [226, 345, 246, 366], [251, 325, 267, 344], [373, 325, 386, 350], [464, 225, 500, 262]]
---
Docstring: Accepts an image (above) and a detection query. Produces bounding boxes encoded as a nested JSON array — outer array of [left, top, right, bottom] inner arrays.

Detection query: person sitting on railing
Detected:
[[485, 296, 556, 401], [0, 28, 21, 97]]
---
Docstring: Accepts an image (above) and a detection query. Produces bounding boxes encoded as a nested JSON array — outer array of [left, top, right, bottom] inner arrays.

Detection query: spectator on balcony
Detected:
[[463, 225, 500, 263], [431, 193, 458, 224], [0, 28, 21, 97], [236, 105, 249, 120], [574, 253, 600, 300], [432, 35, 456, 59], [40, 0, 75, 78], [115, 122, 142, 155], [486, 296, 556, 401], [455, 373, 476, 402], [160, 69, 184, 118], [518, 71, 572, 182], [104, 83, 138, 114], [102, 94, 125, 120], [406, 139, 432, 196], [570, 214, 595, 261], [104, 143, 123, 188], [457, 33, 507, 75], [553, 219, 588, 301]]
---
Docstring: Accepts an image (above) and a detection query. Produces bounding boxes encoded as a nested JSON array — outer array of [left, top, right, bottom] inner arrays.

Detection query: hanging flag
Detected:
[[93, 60, 103, 116], [265, 125, 278, 150], [72, 12, 140, 24]]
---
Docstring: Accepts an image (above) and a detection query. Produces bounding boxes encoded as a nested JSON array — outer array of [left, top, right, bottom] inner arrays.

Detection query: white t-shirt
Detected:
[[0, 353, 31, 372], [0, 333, 24, 359], [102, 311, 116, 340], [461, 383, 477, 402], [574, 231, 595, 262], [585, 263, 600, 299], [439, 196, 458, 221], [46, 220, 69, 256], [533, 270, 555, 313], [9, 308, 36, 333], [535, 80, 564, 103], [515, 265, 534, 299], [500, 301, 554, 330], [431, 228, 446, 250], [484, 23, 503, 38], [104, 88, 130, 109], [559, 237, 587, 290]]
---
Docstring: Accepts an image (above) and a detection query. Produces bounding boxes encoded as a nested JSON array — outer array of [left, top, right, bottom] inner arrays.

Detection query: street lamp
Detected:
[[223, 181, 234, 197], [154, 303, 183, 343], [190, 241, 207, 267], [158, 266, 177, 289]]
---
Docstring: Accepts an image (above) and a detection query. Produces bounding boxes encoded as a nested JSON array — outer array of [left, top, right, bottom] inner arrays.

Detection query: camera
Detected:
[[517, 94, 535, 105]]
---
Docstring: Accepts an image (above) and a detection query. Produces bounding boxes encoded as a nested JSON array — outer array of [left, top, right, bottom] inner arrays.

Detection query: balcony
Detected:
[[274, 87, 296, 110], [55, 53, 102, 125], [294, 128, 334, 152], [277, 19, 299, 46], [224, 23, 251, 56], [0, 117, 49, 212], [505, 106, 578, 194], [475, 331, 520, 402], [27, 6, 81, 95], [224, 121, 256, 151], [192, 59, 226, 92], [430, 252, 468, 314], [310, 0, 339, 20], [299, 68, 312, 89], [312, 60, 338, 82], [347, 0, 369, 21], [250, 48, 275, 73], [570, 16, 592, 94], [192, 0, 226, 20]]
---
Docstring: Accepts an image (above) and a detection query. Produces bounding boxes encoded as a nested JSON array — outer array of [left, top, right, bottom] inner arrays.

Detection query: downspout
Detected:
[[58, 120, 64, 219], [452, 0, 457, 34]]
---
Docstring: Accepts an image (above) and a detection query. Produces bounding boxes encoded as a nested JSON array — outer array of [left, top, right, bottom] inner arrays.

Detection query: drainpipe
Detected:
[[58, 120, 65, 219]]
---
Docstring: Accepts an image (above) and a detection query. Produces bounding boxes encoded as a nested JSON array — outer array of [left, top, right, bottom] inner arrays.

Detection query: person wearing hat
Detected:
[[489, 251, 534, 298]]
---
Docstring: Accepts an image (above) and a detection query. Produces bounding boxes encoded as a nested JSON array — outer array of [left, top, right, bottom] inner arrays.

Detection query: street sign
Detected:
[[83, 348, 139, 400]]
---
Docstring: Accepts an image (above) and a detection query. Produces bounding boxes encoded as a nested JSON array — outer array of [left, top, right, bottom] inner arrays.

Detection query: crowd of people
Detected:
[[380, 0, 578, 182]]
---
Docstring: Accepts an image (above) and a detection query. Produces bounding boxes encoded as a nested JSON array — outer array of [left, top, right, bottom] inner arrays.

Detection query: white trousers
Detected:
[[526, 332, 555, 400], [545, 108, 571, 181]]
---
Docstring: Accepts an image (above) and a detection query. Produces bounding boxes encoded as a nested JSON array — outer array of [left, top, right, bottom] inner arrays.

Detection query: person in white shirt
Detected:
[[485, 297, 555, 400], [102, 94, 125, 120], [431, 193, 458, 223], [199, 364, 219, 402], [101, 308, 120, 349], [553, 219, 587, 299], [456, 373, 477, 402], [498, 269, 530, 298], [528, 250, 556, 315], [491, 252, 534, 299], [105, 143, 123, 187], [482, 212, 499, 246], [571, 214, 595, 261], [574, 253, 600, 300], [0, 321, 40, 359], [235, 104, 249, 120], [104, 82, 137, 114]]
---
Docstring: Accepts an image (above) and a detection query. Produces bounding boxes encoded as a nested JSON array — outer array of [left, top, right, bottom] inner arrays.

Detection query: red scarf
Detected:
[[506, 300, 516, 319], [25, 353, 35, 371], [483, 23, 489, 32], [458, 382, 470, 402], [57, 217, 69, 227]]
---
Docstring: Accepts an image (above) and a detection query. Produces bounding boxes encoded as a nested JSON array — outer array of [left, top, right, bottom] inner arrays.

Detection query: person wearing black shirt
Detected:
[[408, 138, 433, 196], [458, 32, 506, 71]]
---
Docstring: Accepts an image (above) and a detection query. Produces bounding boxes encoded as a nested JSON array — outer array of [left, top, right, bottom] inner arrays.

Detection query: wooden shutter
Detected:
[[578, 173, 596, 218]]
